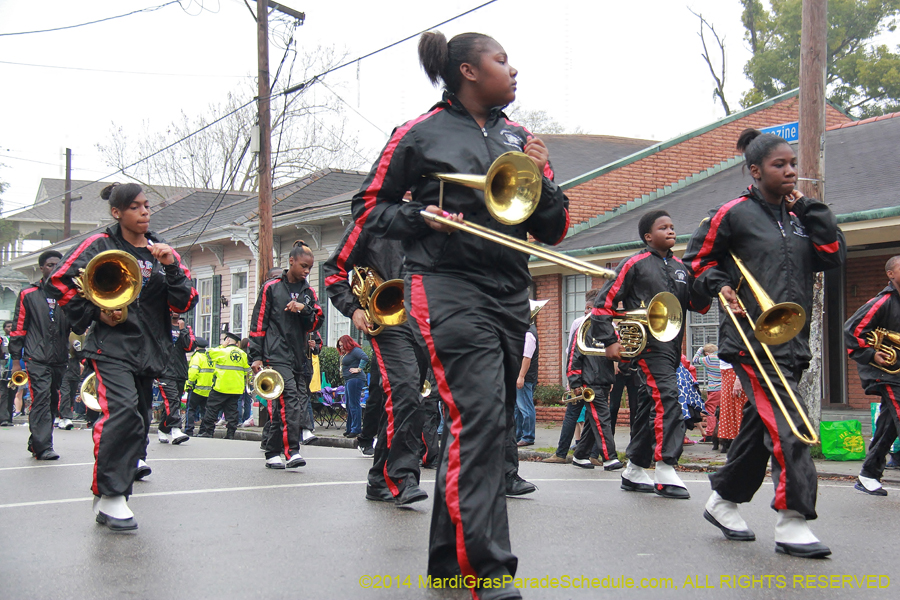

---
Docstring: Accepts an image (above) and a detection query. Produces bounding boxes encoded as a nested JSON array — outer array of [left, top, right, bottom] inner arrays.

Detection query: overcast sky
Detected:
[[1, 0, 894, 216]]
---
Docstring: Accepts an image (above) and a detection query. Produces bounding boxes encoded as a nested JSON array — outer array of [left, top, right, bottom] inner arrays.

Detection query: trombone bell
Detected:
[[253, 368, 285, 401], [431, 151, 541, 226], [731, 252, 806, 345]]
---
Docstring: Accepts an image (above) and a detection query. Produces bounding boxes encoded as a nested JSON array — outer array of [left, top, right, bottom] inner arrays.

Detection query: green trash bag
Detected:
[[819, 420, 866, 461]]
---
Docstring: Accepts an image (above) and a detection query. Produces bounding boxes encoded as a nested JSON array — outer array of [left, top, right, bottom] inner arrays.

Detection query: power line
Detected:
[[0, 59, 246, 79], [0, 1, 183, 37]]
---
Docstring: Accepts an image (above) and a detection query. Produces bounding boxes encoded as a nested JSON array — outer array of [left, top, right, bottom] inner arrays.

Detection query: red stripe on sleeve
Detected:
[[690, 197, 747, 275], [852, 294, 891, 350], [326, 225, 363, 291], [596, 252, 648, 314], [355, 108, 444, 227], [253, 280, 278, 335], [51, 233, 109, 304], [814, 240, 840, 254]]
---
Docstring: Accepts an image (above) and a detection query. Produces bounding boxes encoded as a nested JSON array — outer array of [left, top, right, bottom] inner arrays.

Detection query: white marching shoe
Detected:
[[653, 461, 689, 499], [774, 509, 831, 558], [60, 418, 74, 430], [265, 455, 285, 469], [301, 428, 317, 445], [855, 475, 887, 496], [620, 461, 654, 493], [170, 427, 189, 445], [135, 459, 151, 481], [703, 492, 755, 541], [158, 430, 171, 444], [95, 495, 138, 531]]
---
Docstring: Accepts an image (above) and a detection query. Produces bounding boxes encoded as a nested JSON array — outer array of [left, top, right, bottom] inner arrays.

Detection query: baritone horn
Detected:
[[253, 368, 285, 401], [423, 152, 617, 280], [80, 372, 102, 412], [7, 370, 28, 389], [719, 251, 817, 444], [350, 266, 406, 336], [576, 292, 683, 359], [865, 328, 900, 374], [73, 250, 143, 324]]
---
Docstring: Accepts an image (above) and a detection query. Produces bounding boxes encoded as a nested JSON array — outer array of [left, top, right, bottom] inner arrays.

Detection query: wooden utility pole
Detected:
[[256, 0, 274, 287], [63, 148, 72, 240], [797, 0, 828, 426]]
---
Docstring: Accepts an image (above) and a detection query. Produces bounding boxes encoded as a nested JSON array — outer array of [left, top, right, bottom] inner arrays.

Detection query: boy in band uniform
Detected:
[[845, 256, 900, 497]]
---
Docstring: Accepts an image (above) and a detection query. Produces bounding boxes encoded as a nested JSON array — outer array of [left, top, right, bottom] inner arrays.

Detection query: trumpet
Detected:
[[719, 252, 817, 445], [350, 266, 406, 336], [562, 386, 595, 403], [422, 152, 617, 280], [73, 250, 143, 324], [7, 370, 28, 389], [253, 368, 285, 400], [80, 372, 102, 412], [865, 328, 900, 374], [576, 292, 683, 359]]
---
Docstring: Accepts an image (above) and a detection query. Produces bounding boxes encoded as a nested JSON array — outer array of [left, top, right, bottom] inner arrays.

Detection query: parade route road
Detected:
[[0, 425, 896, 599]]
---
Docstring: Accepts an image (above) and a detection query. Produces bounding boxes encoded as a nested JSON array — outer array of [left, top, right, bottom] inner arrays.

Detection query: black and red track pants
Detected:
[[626, 352, 684, 468]]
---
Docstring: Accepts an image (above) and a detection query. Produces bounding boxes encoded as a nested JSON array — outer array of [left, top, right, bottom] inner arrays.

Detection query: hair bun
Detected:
[[293, 239, 308, 248], [736, 128, 762, 153], [100, 182, 120, 200]]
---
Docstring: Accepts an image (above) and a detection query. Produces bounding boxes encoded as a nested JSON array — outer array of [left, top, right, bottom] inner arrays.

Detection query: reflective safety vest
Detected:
[[187, 350, 215, 397], [207, 344, 250, 394]]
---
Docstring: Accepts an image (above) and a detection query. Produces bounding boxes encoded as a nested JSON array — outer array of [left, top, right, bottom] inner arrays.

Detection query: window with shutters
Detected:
[[687, 299, 719, 389], [197, 278, 213, 342]]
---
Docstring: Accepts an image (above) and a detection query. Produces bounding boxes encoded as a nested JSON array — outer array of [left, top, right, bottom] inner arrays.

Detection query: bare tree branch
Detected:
[[690, 8, 731, 115]]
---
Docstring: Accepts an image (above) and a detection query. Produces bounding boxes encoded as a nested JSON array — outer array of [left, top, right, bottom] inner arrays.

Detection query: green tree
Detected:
[[740, 0, 900, 117]]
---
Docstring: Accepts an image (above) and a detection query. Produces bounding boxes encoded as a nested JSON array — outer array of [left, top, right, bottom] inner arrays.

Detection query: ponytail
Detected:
[[418, 31, 494, 94]]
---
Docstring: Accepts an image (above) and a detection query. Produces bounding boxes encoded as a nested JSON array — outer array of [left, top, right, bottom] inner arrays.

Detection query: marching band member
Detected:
[[155, 312, 203, 445], [48, 182, 197, 531], [323, 223, 429, 505], [591, 210, 709, 498], [350, 30, 568, 599], [845, 255, 900, 497], [10, 250, 70, 458], [249, 241, 323, 470], [684, 128, 845, 558]]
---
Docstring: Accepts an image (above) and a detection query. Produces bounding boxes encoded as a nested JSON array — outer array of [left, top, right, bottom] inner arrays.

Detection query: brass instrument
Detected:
[[422, 152, 617, 280], [719, 251, 817, 445], [253, 368, 285, 401], [575, 292, 683, 359], [80, 372, 102, 412], [562, 386, 595, 403], [420, 380, 432, 397], [7, 370, 28, 389], [349, 266, 406, 336], [73, 250, 143, 324], [865, 328, 900, 374]]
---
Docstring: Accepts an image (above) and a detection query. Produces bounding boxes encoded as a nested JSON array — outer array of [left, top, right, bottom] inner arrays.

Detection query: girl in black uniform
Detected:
[[684, 129, 845, 558], [350, 31, 568, 600], [48, 183, 197, 531]]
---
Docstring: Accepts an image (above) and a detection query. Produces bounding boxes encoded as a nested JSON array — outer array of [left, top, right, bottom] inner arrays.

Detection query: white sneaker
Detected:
[[301, 428, 317, 445], [170, 427, 189, 445], [242, 418, 255, 427], [158, 430, 171, 444], [572, 457, 594, 469], [265, 455, 285, 469]]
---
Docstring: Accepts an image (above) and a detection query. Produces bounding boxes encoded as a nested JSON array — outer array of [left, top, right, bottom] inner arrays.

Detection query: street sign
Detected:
[[761, 121, 799, 143]]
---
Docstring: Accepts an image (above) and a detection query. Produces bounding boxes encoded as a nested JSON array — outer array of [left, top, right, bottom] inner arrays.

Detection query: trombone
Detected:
[[422, 152, 616, 280], [575, 292, 683, 359], [719, 252, 818, 445], [73, 250, 143, 324]]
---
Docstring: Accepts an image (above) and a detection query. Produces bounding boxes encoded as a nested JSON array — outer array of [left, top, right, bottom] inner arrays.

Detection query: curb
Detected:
[[148, 426, 359, 449]]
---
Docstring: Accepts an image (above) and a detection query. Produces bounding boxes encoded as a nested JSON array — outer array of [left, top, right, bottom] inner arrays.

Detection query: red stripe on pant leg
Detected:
[[279, 393, 290, 459], [588, 401, 610, 460], [409, 275, 475, 586], [739, 364, 787, 510], [371, 338, 399, 496], [157, 382, 170, 421], [91, 361, 111, 497], [421, 432, 429, 466], [638, 360, 665, 462]]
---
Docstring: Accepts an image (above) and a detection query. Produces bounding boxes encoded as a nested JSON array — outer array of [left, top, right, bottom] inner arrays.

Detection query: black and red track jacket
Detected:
[[683, 186, 845, 371], [46, 224, 198, 378], [9, 278, 70, 366], [590, 247, 710, 361], [323, 222, 405, 320], [565, 330, 615, 391], [350, 92, 569, 298], [162, 325, 206, 382], [248, 271, 323, 373], [844, 284, 900, 392]]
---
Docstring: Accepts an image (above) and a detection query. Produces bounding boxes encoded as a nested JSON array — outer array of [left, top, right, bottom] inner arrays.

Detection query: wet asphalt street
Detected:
[[0, 425, 897, 600]]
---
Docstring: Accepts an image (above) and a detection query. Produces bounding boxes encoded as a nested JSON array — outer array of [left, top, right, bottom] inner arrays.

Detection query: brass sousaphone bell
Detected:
[[576, 292, 683, 359], [74, 250, 143, 324], [422, 152, 617, 280], [350, 266, 406, 336]]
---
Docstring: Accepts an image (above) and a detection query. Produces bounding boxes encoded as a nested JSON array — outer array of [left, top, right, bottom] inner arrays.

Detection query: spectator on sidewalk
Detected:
[[338, 335, 368, 438], [514, 300, 544, 447], [693, 344, 721, 445], [678, 355, 705, 445], [717, 361, 744, 454]]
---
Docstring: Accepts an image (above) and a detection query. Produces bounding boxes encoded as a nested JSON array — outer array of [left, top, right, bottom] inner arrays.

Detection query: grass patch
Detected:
[[809, 443, 824, 460], [533, 446, 557, 454]]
